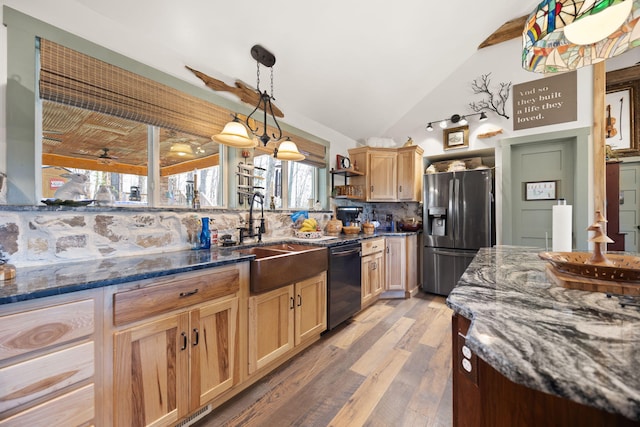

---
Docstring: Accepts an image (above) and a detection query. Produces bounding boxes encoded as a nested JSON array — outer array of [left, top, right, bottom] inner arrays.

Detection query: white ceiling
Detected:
[[62, 1, 540, 142]]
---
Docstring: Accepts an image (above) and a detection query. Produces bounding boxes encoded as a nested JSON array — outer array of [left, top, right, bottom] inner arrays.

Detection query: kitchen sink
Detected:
[[238, 244, 328, 293]]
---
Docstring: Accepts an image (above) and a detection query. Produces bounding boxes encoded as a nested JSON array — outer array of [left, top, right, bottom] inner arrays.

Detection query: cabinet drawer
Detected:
[[362, 238, 385, 256], [0, 383, 94, 427], [0, 341, 94, 413], [0, 299, 94, 361], [114, 266, 240, 326]]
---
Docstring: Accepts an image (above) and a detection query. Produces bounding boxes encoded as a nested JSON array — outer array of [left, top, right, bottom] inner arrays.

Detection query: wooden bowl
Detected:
[[539, 251, 640, 282], [342, 225, 361, 235]]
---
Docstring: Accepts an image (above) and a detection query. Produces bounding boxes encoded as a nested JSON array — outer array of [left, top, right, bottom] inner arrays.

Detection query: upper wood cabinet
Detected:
[[348, 145, 424, 202]]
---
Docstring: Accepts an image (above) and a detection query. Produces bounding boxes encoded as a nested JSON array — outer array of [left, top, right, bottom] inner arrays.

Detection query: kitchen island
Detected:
[[446, 246, 640, 425]]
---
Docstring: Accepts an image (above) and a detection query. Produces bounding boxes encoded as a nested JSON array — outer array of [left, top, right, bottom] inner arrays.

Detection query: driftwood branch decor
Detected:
[[185, 66, 284, 118], [469, 73, 511, 119]]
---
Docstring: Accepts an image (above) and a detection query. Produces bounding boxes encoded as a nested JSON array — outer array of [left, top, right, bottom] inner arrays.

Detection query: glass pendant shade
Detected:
[[170, 142, 194, 158], [212, 120, 256, 148], [523, 0, 640, 73], [275, 138, 305, 161]]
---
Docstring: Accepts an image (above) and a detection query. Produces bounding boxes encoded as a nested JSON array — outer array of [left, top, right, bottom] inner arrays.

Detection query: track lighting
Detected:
[[425, 112, 489, 131]]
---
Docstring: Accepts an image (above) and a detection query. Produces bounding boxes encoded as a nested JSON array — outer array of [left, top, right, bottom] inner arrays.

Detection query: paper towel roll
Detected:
[[552, 204, 572, 252]]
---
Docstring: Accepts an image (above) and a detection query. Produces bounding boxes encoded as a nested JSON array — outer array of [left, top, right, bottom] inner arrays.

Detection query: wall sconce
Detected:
[[426, 111, 487, 132]]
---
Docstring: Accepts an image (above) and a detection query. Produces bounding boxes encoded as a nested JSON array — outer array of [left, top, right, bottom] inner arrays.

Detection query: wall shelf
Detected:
[[330, 168, 364, 200]]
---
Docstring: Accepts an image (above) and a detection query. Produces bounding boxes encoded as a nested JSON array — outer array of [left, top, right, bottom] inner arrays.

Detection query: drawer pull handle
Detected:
[[290, 297, 295, 310], [179, 289, 199, 298], [193, 328, 199, 346], [181, 332, 187, 351], [297, 295, 302, 307]]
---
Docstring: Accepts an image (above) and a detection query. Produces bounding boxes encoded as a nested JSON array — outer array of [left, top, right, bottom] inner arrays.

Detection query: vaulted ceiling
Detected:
[[66, 0, 540, 142]]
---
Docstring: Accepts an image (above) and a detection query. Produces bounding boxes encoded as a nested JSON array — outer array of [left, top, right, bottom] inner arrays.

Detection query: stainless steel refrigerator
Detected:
[[423, 169, 494, 295]]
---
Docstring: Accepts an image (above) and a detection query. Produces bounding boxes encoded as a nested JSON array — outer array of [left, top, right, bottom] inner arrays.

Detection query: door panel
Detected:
[[620, 163, 640, 252], [511, 139, 575, 249]]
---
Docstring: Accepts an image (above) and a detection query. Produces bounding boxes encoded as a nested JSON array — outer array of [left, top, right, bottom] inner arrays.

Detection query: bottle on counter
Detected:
[[210, 219, 218, 246], [200, 217, 211, 249]]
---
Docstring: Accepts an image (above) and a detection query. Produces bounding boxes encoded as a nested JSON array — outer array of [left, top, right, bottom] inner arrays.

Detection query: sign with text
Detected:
[[512, 71, 577, 130]]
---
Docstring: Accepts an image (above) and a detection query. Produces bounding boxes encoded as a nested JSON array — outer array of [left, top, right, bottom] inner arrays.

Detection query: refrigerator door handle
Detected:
[[448, 179, 455, 238], [452, 177, 461, 243]]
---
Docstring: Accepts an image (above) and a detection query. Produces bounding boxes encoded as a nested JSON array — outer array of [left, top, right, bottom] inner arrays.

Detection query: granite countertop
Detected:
[[446, 246, 640, 421], [0, 231, 419, 305]]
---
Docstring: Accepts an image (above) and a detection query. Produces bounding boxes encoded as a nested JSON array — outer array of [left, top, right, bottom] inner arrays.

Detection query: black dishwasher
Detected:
[[327, 242, 362, 330]]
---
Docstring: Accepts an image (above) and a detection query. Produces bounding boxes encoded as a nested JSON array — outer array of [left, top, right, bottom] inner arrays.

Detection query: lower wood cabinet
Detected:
[[110, 265, 243, 427], [0, 291, 99, 427], [384, 234, 418, 298], [113, 295, 238, 427], [248, 272, 326, 375], [452, 313, 638, 427], [362, 237, 385, 308]]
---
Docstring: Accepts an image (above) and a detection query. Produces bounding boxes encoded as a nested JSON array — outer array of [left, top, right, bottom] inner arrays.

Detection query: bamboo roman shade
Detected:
[[38, 38, 327, 167]]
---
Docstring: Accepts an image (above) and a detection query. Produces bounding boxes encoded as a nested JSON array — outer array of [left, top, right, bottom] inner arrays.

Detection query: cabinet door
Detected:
[[190, 296, 238, 411], [370, 250, 385, 297], [114, 313, 190, 427], [295, 273, 327, 345], [369, 151, 397, 201], [405, 234, 418, 296], [361, 255, 374, 306], [397, 149, 416, 201], [248, 286, 295, 374], [385, 237, 406, 291]]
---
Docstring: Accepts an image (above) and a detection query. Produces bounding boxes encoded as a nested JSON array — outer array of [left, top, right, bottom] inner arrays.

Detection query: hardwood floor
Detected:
[[195, 292, 453, 427]]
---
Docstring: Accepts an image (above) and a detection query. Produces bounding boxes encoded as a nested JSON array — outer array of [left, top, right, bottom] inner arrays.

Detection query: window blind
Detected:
[[39, 38, 327, 168]]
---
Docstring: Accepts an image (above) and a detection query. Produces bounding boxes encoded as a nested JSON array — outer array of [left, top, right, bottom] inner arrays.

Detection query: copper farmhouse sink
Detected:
[[238, 244, 328, 293]]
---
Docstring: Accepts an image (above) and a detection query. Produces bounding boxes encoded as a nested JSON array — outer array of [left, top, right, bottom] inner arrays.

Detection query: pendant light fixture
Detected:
[[212, 44, 305, 161], [523, 0, 640, 73]]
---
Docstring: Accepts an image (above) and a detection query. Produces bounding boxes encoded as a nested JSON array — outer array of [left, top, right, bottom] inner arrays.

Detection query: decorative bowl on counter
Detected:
[[399, 217, 422, 232], [294, 230, 323, 239], [539, 251, 640, 282], [342, 225, 361, 235]]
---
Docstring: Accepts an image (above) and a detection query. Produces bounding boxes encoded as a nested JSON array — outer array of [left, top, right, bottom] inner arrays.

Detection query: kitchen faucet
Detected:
[[238, 192, 265, 243]]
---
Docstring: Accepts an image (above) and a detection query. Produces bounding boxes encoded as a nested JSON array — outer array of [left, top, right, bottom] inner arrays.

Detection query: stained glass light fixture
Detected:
[[523, 0, 640, 73]]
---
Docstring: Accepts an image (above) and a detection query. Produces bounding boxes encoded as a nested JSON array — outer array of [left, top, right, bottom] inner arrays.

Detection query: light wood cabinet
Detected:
[[361, 237, 385, 308], [248, 285, 294, 374], [348, 145, 424, 202], [0, 291, 98, 426], [113, 295, 238, 427], [383, 234, 419, 298], [111, 265, 242, 427], [248, 272, 326, 374], [397, 146, 424, 201]]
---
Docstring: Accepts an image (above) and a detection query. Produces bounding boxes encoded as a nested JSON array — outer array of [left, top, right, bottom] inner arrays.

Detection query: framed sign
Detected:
[[443, 125, 469, 150], [605, 86, 634, 151], [524, 180, 557, 201]]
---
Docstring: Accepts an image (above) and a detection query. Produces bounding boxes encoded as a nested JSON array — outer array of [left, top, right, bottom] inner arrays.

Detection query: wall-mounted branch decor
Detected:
[[469, 73, 511, 119]]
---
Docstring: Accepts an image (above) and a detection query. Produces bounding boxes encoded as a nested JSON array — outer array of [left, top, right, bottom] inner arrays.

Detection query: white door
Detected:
[[619, 162, 640, 252]]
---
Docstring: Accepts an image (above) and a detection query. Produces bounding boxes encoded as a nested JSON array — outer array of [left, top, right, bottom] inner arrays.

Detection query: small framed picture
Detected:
[[605, 86, 635, 152], [443, 125, 469, 150], [524, 180, 558, 201]]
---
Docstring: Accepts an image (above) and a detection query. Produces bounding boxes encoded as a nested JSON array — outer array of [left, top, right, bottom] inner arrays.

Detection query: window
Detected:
[[288, 161, 317, 208]]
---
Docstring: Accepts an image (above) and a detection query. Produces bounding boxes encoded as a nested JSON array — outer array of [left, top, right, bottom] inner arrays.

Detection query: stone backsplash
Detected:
[[0, 202, 421, 267]]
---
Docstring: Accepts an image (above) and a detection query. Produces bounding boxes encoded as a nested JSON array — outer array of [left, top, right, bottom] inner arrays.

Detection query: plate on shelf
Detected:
[[41, 198, 95, 207]]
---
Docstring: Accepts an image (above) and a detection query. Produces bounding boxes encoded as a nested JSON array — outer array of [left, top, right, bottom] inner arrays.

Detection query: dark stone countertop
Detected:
[[0, 231, 419, 305], [446, 246, 640, 421]]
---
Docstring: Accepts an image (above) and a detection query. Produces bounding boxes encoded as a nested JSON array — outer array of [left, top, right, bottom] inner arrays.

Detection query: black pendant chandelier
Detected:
[[212, 45, 304, 161]]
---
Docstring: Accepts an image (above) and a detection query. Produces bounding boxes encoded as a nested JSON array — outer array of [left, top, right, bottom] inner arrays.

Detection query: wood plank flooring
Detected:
[[194, 292, 453, 427]]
